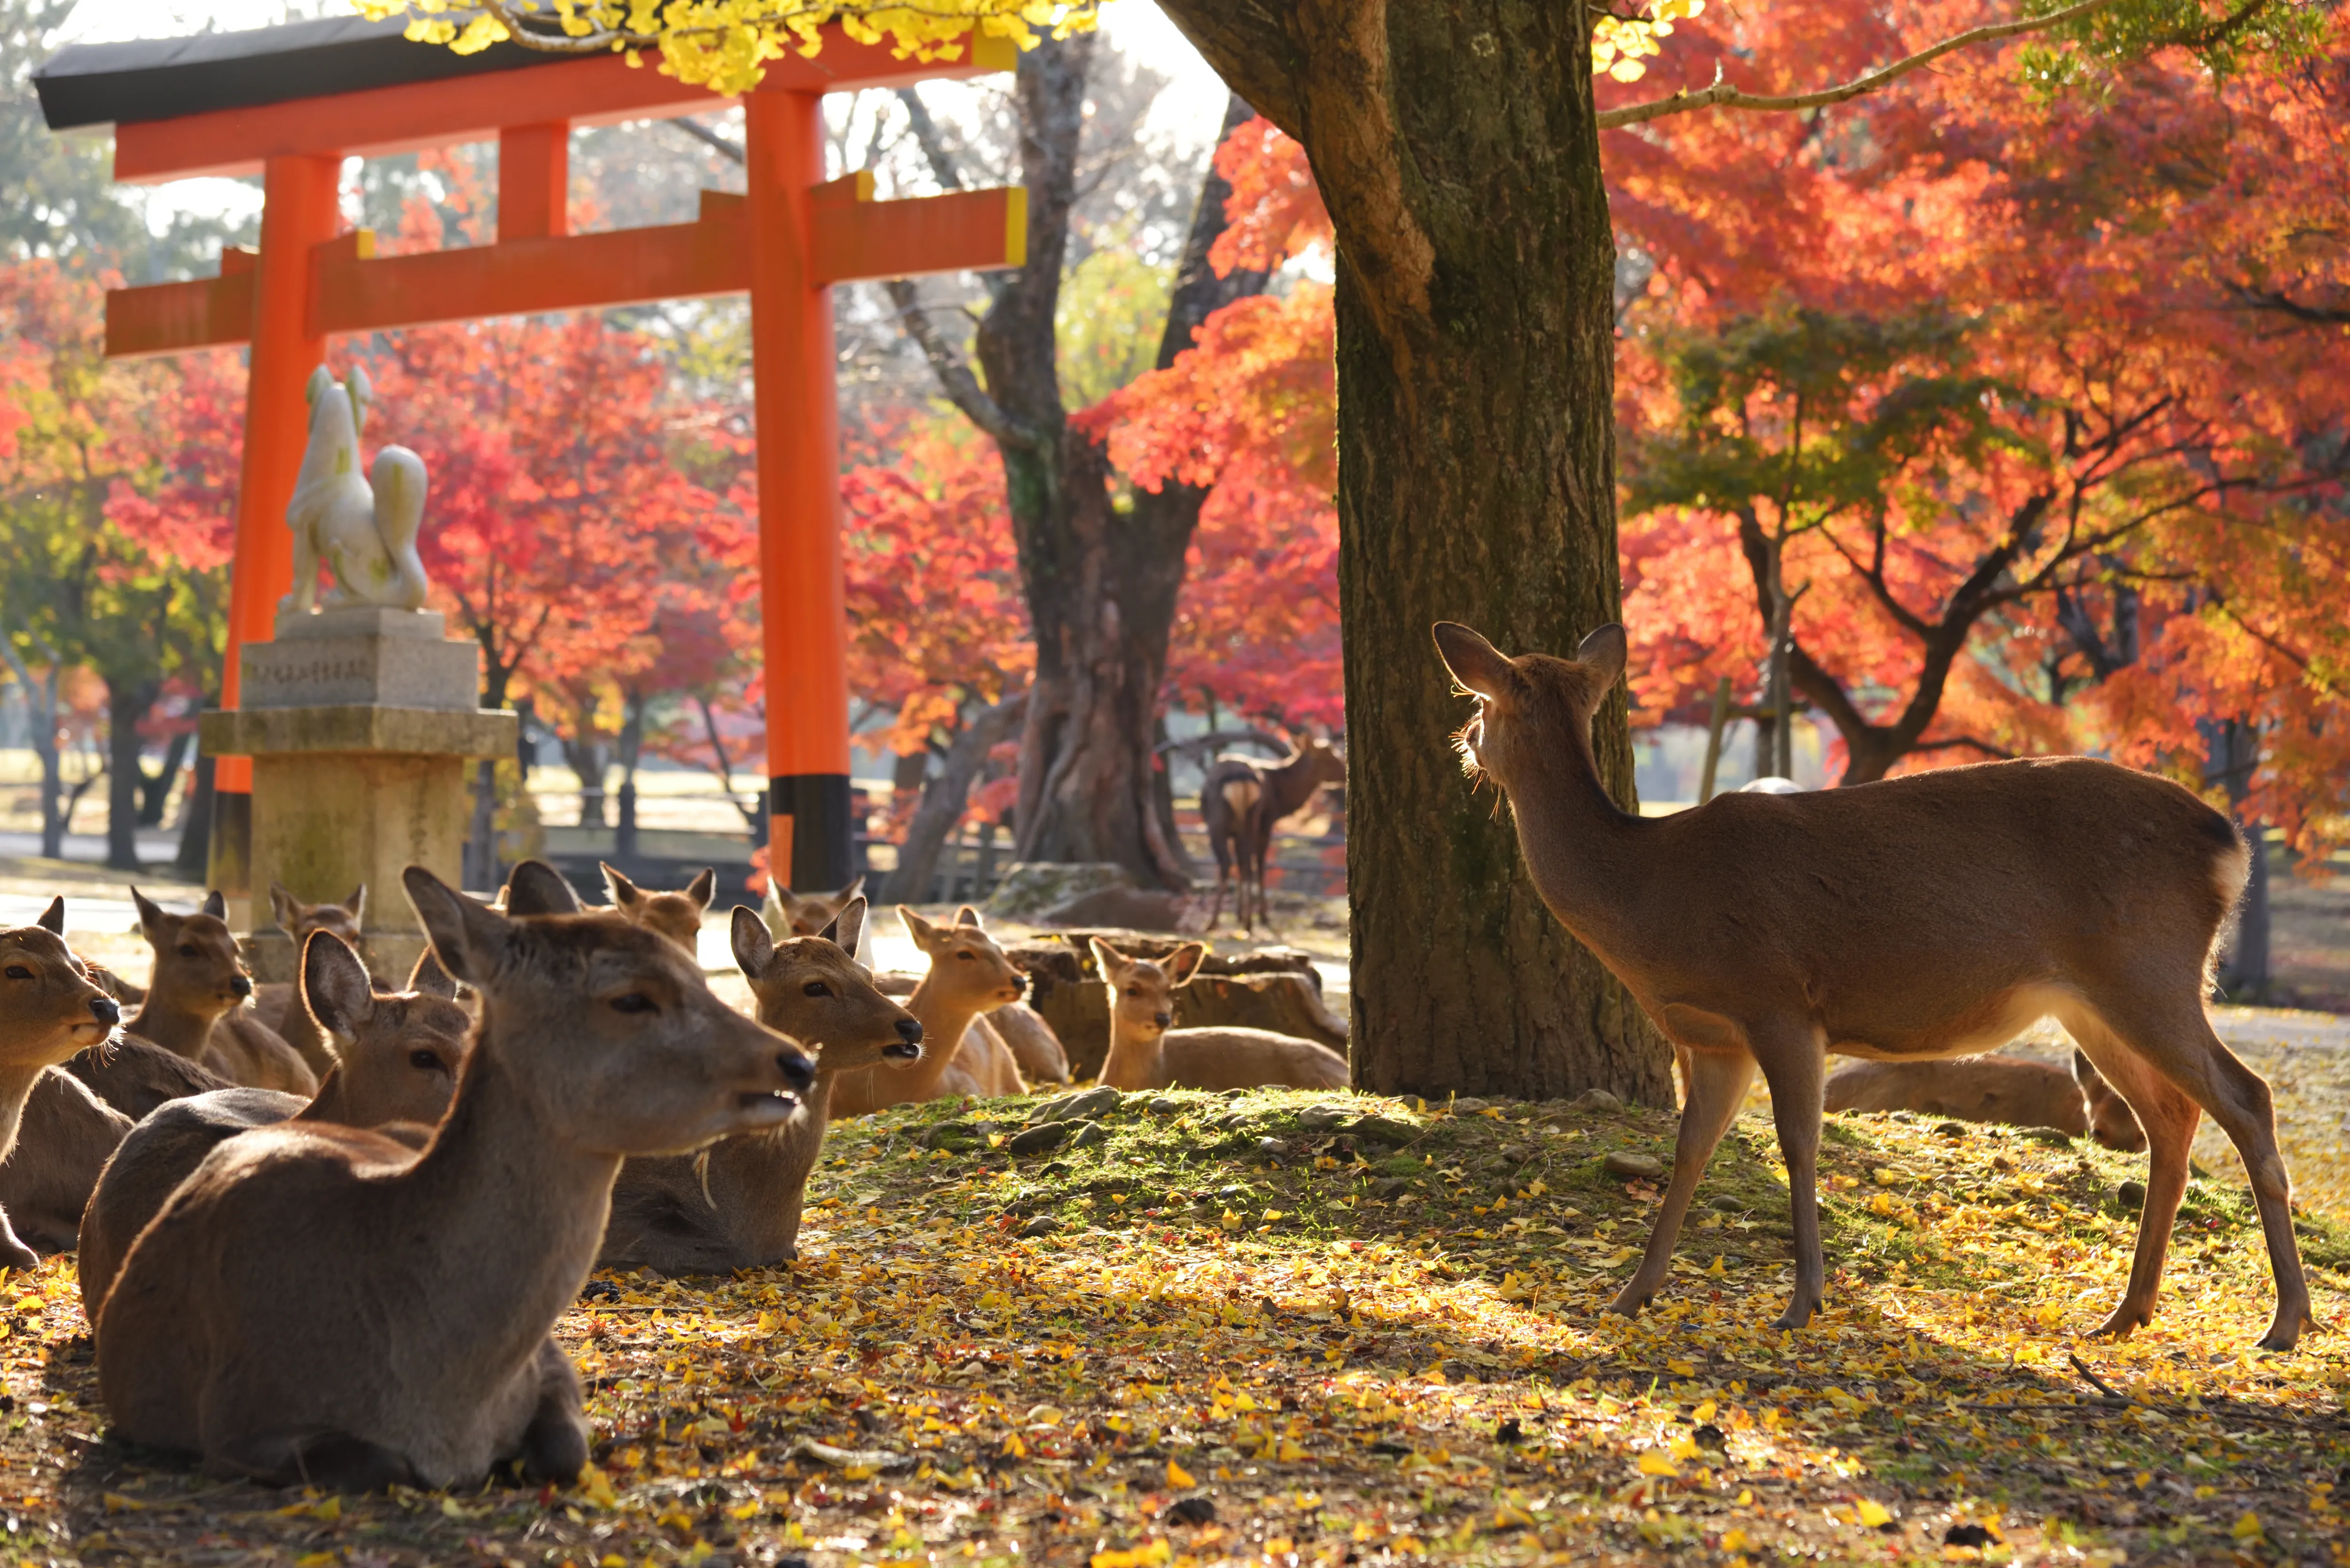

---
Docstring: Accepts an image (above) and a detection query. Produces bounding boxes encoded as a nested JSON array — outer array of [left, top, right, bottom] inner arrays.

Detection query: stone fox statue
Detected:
[[283, 365, 431, 614]]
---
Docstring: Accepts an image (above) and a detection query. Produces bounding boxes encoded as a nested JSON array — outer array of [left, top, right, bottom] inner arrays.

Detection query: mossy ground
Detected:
[[6, 1082, 2348, 1568]]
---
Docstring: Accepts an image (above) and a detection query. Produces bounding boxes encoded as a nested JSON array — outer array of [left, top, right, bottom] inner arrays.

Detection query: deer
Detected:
[[126, 888, 317, 1097], [601, 898, 924, 1272], [602, 864, 715, 954], [1433, 620, 2311, 1350], [1089, 937, 1349, 1092], [77, 930, 471, 1321], [0, 901, 123, 1270], [765, 875, 871, 962], [830, 906, 1026, 1115], [1202, 736, 1346, 935], [1825, 1050, 2147, 1151], [253, 882, 368, 1079], [94, 864, 818, 1490]]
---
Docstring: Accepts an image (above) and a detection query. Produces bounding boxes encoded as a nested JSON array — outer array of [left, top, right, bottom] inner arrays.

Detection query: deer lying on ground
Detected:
[[78, 932, 470, 1319], [603, 864, 715, 953], [254, 882, 368, 1079], [1203, 736, 1346, 935], [0, 903, 122, 1270], [875, 967, 1069, 1086], [126, 888, 316, 1097], [831, 907, 1026, 1113], [1434, 620, 2310, 1350], [602, 898, 924, 1272], [0, 1068, 132, 1256], [95, 864, 817, 1490], [1090, 937, 1348, 1091], [1825, 1050, 2147, 1151]]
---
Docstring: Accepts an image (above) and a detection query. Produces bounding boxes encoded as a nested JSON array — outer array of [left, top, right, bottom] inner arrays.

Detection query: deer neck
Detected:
[[0, 1063, 42, 1163], [1503, 730, 1645, 952], [398, 1043, 620, 1375], [1264, 754, 1322, 818], [128, 986, 228, 1058], [902, 977, 994, 1098], [1098, 1015, 1166, 1092], [295, 1065, 352, 1124]]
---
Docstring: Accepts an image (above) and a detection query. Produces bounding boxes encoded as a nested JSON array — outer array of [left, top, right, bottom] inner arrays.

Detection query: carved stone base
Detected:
[[242, 606, 478, 711]]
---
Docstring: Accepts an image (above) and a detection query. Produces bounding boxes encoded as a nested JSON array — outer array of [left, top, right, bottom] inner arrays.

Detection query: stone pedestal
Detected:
[[201, 607, 515, 985]]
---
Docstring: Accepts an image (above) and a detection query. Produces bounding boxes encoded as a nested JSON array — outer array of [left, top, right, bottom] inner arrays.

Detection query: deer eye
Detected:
[[409, 1049, 446, 1071], [1124, 985, 1142, 997], [4, 965, 31, 981], [608, 993, 656, 1014], [803, 980, 833, 998], [956, 950, 975, 961], [178, 943, 199, 959]]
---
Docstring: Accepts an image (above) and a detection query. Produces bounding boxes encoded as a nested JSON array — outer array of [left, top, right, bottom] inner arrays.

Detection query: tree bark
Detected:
[[884, 691, 1028, 904], [0, 636, 68, 860], [174, 751, 214, 882], [1155, 0, 1670, 1101], [103, 674, 159, 872]]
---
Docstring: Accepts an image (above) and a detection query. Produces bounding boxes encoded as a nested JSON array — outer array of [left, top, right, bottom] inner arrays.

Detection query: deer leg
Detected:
[[214, 1428, 420, 1491], [2062, 1012, 2198, 1341], [1609, 1046, 1755, 1318], [517, 1337, 589, 1483], [1752, 1023, 1828, 1331]]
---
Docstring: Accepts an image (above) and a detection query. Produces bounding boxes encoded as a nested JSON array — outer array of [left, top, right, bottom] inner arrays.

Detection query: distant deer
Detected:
[[1202, 736, 1346, 934], [1825, 1051, 2146, 1151], [94, 864, 817, 1490], [256, 881, 368, 1079], [602, 898, 924, 1272], [78, 932, 471, 1319], [1089, 937, 1348, 1092], [764, 875, 873, 964], [126, 888, 316, 1097], [602, 864, 715, 954], [1434, 620, 2310, 1350], [831, 906, 1026, 1114], [0, 901, 122, 1269]]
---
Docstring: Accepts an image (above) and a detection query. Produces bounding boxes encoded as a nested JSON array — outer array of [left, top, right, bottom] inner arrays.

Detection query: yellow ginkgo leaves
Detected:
[[1590, 0, 1706, 85]]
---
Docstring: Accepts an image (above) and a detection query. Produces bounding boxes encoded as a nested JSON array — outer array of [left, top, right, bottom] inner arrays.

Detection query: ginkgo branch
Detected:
[[1595, 0, 2120, 131]]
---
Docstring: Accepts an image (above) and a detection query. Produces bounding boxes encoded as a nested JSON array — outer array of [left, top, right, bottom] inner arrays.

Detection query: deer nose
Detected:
[[1153, 1010, 1172, 1030], [89, 995, 119, 1027], [896, 1017, 924, 1045], [776, 1045, 815, 1094], [230, 975, 253, 998]]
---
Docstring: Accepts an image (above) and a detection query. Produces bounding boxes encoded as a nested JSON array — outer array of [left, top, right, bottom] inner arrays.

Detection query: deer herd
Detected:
[[0, 616, 2316, 1488]]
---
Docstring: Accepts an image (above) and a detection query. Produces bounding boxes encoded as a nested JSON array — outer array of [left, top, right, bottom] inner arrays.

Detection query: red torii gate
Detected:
[[35, 16, 1024, 898]]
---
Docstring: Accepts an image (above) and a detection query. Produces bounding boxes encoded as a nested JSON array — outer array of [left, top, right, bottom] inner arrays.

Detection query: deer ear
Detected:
[[404, 866, 512, 987], [346, 884, 367, 924], [302, 931, 374, 1038], [407, 948, 459, 999], [731, 905, 775, 981], [268, 881, 298, 934], [201, 889, 227, 920], [685, 868, 716, 910], [899, 906, 938, 946], [503, 860, 583, 916], [130, 886, 166, 933], [838, 874, 867, 903], [830, 896, 868, 959], [601, 862, 642, 909], [37, 896, 64, 935], [1166, 942, 1209, 986], [1574, 623, 1629, 694], [1088, 936, 1128, 977], [953, 905, 983, 929], [1432, 622, 1517, 699]]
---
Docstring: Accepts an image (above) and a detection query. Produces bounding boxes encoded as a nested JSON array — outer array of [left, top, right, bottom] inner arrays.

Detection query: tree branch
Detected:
[[893, 86, 968, 193], [883, 278, 1040, 450], [668, 116, 744, 165], [1597, 0, 2120, 131]]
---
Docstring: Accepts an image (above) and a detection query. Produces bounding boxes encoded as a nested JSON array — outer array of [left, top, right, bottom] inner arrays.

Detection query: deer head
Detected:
[[601, 864, 715, 955], [131, 888, 253, 1024], [767, 875, 868, 938], [730, 900, 922, 1076], [900, 905, 1026, 1014], [1434, 621, 1626, 798], [299, 931, 470, 1130], [270, 882, 366, 948], [1089, 937, 1207, 1045]]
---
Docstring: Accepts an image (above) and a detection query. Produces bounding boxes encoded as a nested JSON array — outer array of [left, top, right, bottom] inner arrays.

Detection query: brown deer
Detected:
[[1433, 620, 2310, 1350], [94, 864, 817, 1490], [0, 904, 122, 1269], [255, 882, 368, 1079], [29, 895, 230, 1118], [1089, 937, 1348, 1092], [0, 1068, 131, 1256], [126, 888, 317, 1097], [1202, 737, 1346, 934], [601, 898, 924, 1272], [78, 931, 471, 1319], [603, 864, 715, 954], [1825, 1051, 2146, 1151], [765, 875, 866, 941], [830, 907, 1026, 1114]]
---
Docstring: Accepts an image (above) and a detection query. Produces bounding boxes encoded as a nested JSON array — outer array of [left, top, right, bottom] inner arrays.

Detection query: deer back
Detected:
[[0, 1068, 132, 1256]]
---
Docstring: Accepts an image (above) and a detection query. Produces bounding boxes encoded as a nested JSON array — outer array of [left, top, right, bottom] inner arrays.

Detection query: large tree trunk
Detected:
[[103, 675, 159, 872], [1156, 0, 1670, 1101], [885, 691, 1028, 904]]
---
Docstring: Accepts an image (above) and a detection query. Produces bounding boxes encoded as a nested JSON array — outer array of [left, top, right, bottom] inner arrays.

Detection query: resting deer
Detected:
[[603, 864, 715, 954], [1825, 1051, 2146, 1151], [28, 896, 229, 1118], [1434, 620, 2311, 1350], [256, 882, 368, 1079], [831, 907, 1026, 1114], [127, 888, 316, 1097], [765, 875, 871, 962], [1090, 937, 1348, 1092], [78, 932, 470, 1320], [0, 903, 122, 1269], [95, 865, 817, 1490], [601, 899, 923, 1272], [1202, 736, 1346, 935]]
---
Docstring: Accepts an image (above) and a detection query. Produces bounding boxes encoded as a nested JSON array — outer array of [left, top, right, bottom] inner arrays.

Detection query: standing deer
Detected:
[[601, 899, 924, 1272], [830, 907, 1026, 1114], [1202, 737, 1346, 934], [602, 864, 715, 954], [78, 932, 471, 1319], [94, 866, 817, 1490], [1433, 620, 2310, 1350], [126, 888, 316, 1096], [0, 902, 122, 1269], [1089, 938, 1348, 1092]]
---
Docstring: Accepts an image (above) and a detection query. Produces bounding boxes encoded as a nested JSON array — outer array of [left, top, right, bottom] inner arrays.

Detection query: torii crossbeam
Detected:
[[35, 16, 1026, 898]]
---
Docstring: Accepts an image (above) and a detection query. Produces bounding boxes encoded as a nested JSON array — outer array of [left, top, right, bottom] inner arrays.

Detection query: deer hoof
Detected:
[[2086, 1303, 2149, 1341], [1604, 1283, 1653, 1319], [2254, 1308, 2311, 1354], [1771, 1298, 1818, 1333]]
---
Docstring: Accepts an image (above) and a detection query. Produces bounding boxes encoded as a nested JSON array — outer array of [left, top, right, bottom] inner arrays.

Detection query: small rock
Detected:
[[1147, 1096, 1185, 1116], [1299, 1103, 1354, 1131], [1007, 1122, 1073, 1156], [2116, 1179, 2147, 1211], [2025, 1127, 2075, 1147], [1943, 1524, 1995, 1550], [1706, 1194, 1747, 1213], [1604, 1150, 1665, 1180], [1017, 1216, 1062, 1239], [1935, 1121, 1968, 1138], [1570, 1088, 1624, 1114], [1028, 1084, 1122, 1124], [1160, 1494, 1217, 1525], [1068, 1120, 1108, 1148], [1371, 1177, 1410, 1198], [1253, 1136, 1286, 1161], [1692, 1422, 1726, 1450], [1449, 1096, 1493, 1114], [1348, 1114, 1420, 1146], [916, 1122, 975, 1149]]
